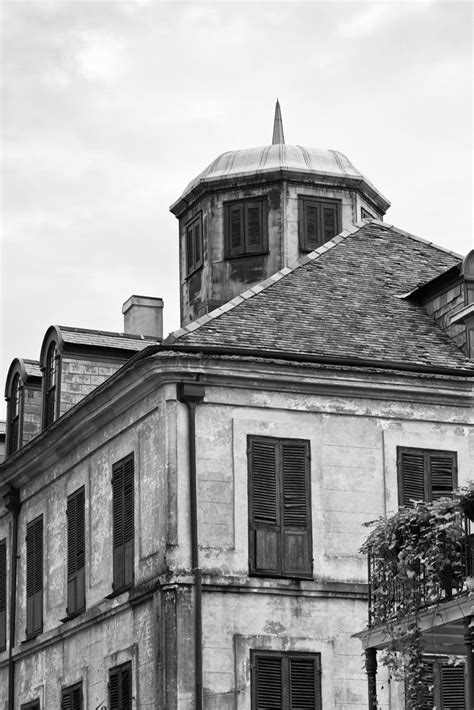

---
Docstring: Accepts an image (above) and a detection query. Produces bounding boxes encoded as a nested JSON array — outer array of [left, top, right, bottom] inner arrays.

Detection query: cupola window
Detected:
[[224, 198, 268, 258], [44, 341, 58, 427], [7, 373, 21, 455], [299, 197, 341, 252], [185, 213, 203, 275]]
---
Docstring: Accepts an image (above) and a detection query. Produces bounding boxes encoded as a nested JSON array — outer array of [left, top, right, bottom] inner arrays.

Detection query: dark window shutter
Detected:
[[289, 657, 320, 710], [26, 516, 43, 637], [429, 452, 456, 501], [109, 662, 132, 710], [109, 667, 120, 710], [248, 439, 280, 575], [67, 487, 85, 615], [255, 655, 282, 710], [304, 203, 320, 251], [62, 684, 82, 710], [186, 224, 194, 273], [0, 539, 6, 650], [321, 203, 338, 243], [112, 455, 134, 592], [398, 449, 426, 506], [194, 222, 201, 265], [281, 441, 312, 577], [441, 664, 465, 710], [245, 202, 263, 252], [228, 204, 244, 257]]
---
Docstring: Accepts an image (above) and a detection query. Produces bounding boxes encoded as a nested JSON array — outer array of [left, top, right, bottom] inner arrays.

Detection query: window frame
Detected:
[[43, 341, 59, 428], [251, 649, 322, 710], [224, 197, 268, 259], [0, 538, 6, 651], [111, 453, 135, 595], [109, 660, 132, 710], [185, 212, 203, 276], [7, 372, 22, 455], [397, 447, 458, 506], [25, 515, 43, 639], [298, 196, 341, 252], [66, 486, 86, 618], [248, 435, 313, 580]]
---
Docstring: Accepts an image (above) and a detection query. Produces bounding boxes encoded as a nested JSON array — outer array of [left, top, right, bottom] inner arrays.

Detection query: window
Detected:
[[0, 538, 6, 651], [44, 341, 58, 427], [26, 515, 43, 638], [66, 487, 85, 617], [251, 651, 322, 710], [248, 436, 312, 578], [224, 198, 268, 258], [112, 454, 134, 593], [109, 661, 132, 710], [397, 447, 457, 506], [61, 682, 82, 710], [185, 213, 203, 275], [410, 659, 465, 709], [299, 197, 341, 252], [8, 373, 21, 455]]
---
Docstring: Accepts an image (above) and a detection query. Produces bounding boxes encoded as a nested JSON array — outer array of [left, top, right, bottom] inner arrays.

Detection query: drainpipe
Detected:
[[4, 486, 21, 710], [178, 381, 205, 710]]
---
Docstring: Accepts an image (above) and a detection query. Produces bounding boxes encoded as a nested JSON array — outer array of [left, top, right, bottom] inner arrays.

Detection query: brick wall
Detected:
[[22, 386, 42, 443], [422, 281, 467, 353], [60, 357, 126, 416]]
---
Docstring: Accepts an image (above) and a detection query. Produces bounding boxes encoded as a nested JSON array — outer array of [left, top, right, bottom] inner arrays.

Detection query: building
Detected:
[[0, 104, 473, 709]]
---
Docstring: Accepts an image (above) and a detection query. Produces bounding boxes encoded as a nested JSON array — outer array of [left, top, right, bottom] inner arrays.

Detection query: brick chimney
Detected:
[[122, 295, 163, 340]]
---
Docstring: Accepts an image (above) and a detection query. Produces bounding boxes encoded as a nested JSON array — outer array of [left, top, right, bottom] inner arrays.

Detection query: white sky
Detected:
[[1, 0, 473, 419]]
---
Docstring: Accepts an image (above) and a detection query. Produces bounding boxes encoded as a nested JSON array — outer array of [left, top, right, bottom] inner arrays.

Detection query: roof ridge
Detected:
[[58, 325, 156, 341], [166, 220, 369, 344], [369, 219, 463, 259]]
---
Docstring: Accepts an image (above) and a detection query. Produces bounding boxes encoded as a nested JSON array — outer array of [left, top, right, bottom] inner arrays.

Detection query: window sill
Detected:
[[60, 610, 85, 624], [105, 586, 133, 600], [224, 250, 268, 260], [185, 263, 203, 280]]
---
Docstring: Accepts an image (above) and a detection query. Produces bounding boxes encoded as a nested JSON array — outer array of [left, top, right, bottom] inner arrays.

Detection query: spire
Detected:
[[272, 99, 285, 145]]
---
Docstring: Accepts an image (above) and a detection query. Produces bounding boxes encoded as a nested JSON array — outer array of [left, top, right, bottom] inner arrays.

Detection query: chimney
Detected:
[[122, 295, 163, 340]]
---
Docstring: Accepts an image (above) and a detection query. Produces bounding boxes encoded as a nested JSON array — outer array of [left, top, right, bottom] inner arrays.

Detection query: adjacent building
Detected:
[[0, 105, 473, 709]]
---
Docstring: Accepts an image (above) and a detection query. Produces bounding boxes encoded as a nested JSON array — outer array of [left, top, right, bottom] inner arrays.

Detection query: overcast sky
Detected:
[[1, 0, 472, 418]]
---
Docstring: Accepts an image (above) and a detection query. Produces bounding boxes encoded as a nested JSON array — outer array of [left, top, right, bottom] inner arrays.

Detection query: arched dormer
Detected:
[[4, 358, 42, 455], [39, 326, 63, 429]]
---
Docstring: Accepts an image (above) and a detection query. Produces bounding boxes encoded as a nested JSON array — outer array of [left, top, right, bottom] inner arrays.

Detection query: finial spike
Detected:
[[272, 99, 285, 145]]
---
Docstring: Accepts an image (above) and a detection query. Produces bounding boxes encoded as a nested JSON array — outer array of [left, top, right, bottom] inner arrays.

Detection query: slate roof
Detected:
[[169, 221, 473, 373], [58, 326, 156, 352], [23, 359, 42, 378]]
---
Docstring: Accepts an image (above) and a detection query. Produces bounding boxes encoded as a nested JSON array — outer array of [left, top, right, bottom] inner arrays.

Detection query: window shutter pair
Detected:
[[26, 516, 43, 637], [226, 200, 266, 257], [67, 487, 85, 616], [112, 455, 134, 592], [0, 539, 6, 650], [109, 662, 132, 710], [417, 660, 465, 709], [61, 683, 82, 710], [253, 652, 321, 710], [248, 437, 312, 578], [398, 448, 457, 506], [299, 198, 340, 252]]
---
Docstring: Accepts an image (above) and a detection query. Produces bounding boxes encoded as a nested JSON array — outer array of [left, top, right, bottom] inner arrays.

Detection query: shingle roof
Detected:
[[58, 326, 156, 352], [23, 359, 42, 378], [168, 221, 473, 373]]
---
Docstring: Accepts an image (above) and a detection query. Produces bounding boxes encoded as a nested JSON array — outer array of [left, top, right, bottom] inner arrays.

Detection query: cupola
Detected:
[[170, 102, 390, 326]]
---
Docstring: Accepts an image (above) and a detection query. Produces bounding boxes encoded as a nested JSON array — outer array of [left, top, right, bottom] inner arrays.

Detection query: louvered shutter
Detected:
[[109, 662, 132, 710], [398, 449, 426, 506], [441, 664, 465, 710], [26, 516, 42, 637], [67, 487, 85, 615], [321, 203, 338, 243], [429, 452, 456, 501], [289, 656, 320, 710], [281, 441, 312, 577], [72, 686, 82, 710], [194, 222, 201, 266], [228, 204, 244, 257], [112, 464, 124, 590], [303, 203, 319, 251], [255, 655, 283, 710], [123, 457, 135, 588], [0, 539, 6, 650], [61, 688, 72, 710], [249, 439, 280, 575], [186, 224, 194, 273], [112, 455, 134, 592], [245, 202, 264, 253], [62, 684, 82, 710], [109, 667, 120, 709]]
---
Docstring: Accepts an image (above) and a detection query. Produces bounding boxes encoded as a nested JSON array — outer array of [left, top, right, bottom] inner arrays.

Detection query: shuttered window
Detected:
[[26, 515, 43, 638], [112, 454, 134, 593], [224, 198, 268, 258], [109, 661, 132, 710], [397, 448, 457, 506], [66, 487, 85, 617], [412, 659, 465, 709], [299, 197, 341, 252], [185, 213, 203, 275], [8, 373, 21, 455], [252, 651, 322, 710], [0, 538, 6, 651], [44, 341, 58, 427], [61, 683, 82, 710], [248, 437, 312, 579]]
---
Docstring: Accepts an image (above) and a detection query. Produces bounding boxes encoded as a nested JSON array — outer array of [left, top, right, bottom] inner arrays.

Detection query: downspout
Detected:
[[178, 382, 205, 710], [4, 486, 21, 710]]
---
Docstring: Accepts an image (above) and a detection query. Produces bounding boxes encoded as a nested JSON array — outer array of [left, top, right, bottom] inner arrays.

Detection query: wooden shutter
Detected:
[[281, 441, 312, 577], [255, 654, 282, 710], [429, 452, 456, 501], [194, 221, 202, 266], [289, 656, 320, 710], [26, 516, 42, 637], [186, 224, 194, 273], [227, 204, 244, 257], [398, 449, 426, 506], [321, 203, 338, 243], [61, 684, 82, 710], [249, 439, 280, 575], [109, 662, 132, 710], [0, 539, 6, 650], [253, 652, 321, 710], [441, 664, 465, 709], [245, 202, 264, 253], [67, 487, 85, 615], [112, 455, 134, 592]]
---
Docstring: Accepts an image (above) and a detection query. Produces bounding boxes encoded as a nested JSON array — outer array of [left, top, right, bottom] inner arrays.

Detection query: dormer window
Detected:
[[44, 341, 58, 427], [299, 197, 341, 252], [224, 198, 268, 258], [7, 373, 21, 455]]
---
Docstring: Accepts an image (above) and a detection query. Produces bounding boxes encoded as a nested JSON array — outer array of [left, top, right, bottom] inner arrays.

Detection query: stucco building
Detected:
[[1, 105, 473, 709]]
